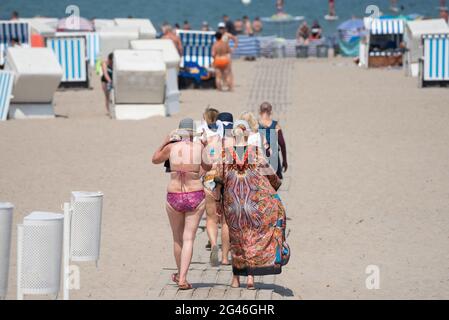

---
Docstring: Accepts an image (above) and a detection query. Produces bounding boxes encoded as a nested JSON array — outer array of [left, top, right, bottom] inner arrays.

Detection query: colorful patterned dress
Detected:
[[219, 145, 290, 276]]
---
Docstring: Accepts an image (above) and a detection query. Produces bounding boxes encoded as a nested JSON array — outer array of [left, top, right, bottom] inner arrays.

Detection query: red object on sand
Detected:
[[31, 34, 45, 47]]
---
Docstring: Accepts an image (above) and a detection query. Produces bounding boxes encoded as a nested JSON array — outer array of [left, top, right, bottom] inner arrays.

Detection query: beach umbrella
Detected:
[[57, 16, 94, 32]]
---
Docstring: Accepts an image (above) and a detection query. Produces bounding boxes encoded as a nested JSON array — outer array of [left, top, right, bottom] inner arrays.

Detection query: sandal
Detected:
[[171, 273, 179, 284], [178, 282, 193, 290], [247, 283, 256, 290]]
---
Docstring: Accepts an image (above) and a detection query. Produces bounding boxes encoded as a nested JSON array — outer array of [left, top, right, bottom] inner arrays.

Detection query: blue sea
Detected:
[[0, 0, 441, 37]]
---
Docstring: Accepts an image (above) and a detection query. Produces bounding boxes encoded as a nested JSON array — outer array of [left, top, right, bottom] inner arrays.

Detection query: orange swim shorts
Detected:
[[214, 56, 230, 69]]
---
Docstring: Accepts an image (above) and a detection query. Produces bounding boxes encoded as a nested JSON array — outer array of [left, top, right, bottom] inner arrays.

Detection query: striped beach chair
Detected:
[[231, 36, 260, 59], [0, 71, 14, 121], [0, 21, 31, 66], [177, 30, 215, 68], [420, 34, 449, 87], [46, 35, 89, 87], [369, 18, 404, 35], [57, 32, 100, 67]]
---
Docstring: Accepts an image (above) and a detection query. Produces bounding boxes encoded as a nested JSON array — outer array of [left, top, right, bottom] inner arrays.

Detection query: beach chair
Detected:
[[5, 47, 62, 119], [111, 50, 166, 120], [130, 39, 181, 115], [0, 21, 31, 65], [0, 203, 13, 300], [419, 34, 449, 88], [364, 18, 404, 68], [46, 35, 89, 88], [231, 36, 260, 59], [56, 32, 100, 68], [0, 71, 14, 121], [177, 30, 215, 69]]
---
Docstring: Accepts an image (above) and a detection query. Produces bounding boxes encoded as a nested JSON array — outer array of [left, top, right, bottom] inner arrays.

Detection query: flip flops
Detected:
[[178, 282, 193, 290]]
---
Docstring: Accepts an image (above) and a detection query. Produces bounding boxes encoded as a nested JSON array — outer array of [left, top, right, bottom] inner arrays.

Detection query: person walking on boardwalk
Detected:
[[258, 102, 288, 179], [215, 120, 290, 290], [200, 109, 232, 267], [152, 118, 212, 290]]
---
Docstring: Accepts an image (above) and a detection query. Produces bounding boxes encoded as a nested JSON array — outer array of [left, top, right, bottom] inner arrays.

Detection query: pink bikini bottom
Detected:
[[167, 190, 205, 213]]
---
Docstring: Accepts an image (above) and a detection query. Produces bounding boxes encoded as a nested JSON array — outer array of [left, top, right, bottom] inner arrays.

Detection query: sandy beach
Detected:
[[1, 57, 449, 299]]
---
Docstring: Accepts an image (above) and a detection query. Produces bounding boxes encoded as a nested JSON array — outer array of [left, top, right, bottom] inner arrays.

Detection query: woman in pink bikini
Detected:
[[152, 118, 212, 290]]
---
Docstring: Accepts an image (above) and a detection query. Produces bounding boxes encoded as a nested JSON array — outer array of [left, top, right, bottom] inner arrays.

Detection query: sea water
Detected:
[[0, 0, 439, 37]]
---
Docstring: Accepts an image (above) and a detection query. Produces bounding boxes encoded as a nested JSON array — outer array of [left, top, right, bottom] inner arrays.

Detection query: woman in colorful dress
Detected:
[[216, 120, 290, 290]]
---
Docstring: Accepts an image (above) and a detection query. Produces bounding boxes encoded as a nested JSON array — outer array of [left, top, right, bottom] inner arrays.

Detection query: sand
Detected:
[[1, 58, 449, 299]]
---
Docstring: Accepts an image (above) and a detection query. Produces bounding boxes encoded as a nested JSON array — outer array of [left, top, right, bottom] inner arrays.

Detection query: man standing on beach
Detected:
[[162, 24, 183, 57]]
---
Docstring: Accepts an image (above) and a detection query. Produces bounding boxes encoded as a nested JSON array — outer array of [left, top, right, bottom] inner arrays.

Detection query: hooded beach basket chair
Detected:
[[177, 30, 215, 69], [0, 21, 31, 65], [56, 32, 100, 68], [419, 34, 449, 88], [0, 71, 14, 121], [46, 35, 89, 88]]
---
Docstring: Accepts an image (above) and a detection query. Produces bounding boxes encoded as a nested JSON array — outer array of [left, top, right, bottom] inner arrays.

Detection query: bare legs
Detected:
[[166, 200, 205, 287], [205, 192, 231, 265], [214, 65, 233, 92], [231, 275, 255, 289], [221, 216, 230, 264], [101, 82, 110, 113]]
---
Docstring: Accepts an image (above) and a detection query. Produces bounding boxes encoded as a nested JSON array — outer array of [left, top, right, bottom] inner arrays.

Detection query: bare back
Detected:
[[213, 40, 231, 57], [168, 140, 204, 193]]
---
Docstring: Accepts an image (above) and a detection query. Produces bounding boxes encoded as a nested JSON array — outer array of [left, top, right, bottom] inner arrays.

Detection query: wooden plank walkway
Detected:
[[147, 59, 299, 300]]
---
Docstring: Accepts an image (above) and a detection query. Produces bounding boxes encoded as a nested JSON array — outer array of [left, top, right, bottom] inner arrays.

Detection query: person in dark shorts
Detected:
[[101, 53, 113, 113]]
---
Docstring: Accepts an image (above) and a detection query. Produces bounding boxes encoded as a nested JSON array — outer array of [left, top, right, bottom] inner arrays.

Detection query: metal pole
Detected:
[[16, 225, 23, 300], [63, 202, 71, 300]]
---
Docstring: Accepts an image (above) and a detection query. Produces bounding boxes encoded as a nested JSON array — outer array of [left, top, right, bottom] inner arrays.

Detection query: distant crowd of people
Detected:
[[167, 14, 263, 37], [296, 20, 323, 45]]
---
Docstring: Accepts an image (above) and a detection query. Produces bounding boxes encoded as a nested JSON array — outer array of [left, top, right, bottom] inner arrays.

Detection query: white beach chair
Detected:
[[111, 49, 166, 120], [46, 35, 89, 88], [17, 212, 64, 300], [419, 34, 449, 88], [0, 203, 14, 300], [114, 18, 157, 39], [5, 47, 63, 119], [98, 26, 139, 60], [404, 19, 449, 77], [130, 39, 181, 115], [0, 71, 14, 121]]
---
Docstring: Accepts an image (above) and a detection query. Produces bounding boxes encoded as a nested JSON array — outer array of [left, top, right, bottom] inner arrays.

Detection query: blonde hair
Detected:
[[239, 111, 259, 133], [204, 107, 220, 125]]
